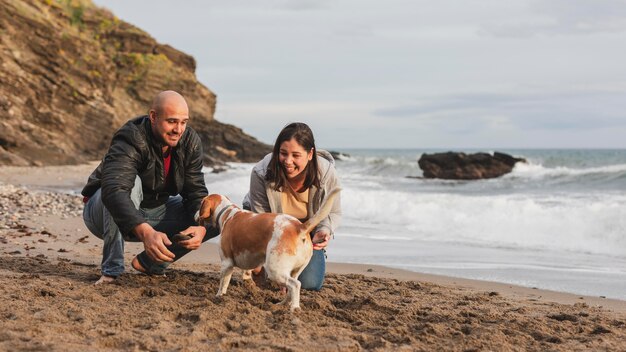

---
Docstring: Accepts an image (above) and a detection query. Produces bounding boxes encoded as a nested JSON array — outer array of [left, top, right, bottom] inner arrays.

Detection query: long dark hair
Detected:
[[266, 122, 320, 191]]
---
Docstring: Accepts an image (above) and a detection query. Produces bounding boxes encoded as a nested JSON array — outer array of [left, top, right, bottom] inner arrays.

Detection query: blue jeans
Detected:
[[298, 249, 325, 291], [82, 177, 218, 277]]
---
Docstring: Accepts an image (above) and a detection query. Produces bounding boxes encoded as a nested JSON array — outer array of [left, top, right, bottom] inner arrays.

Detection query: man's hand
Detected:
[[311, 230, 331, 250], [176, 225, 207, 250], [133, 223, 175, 263]]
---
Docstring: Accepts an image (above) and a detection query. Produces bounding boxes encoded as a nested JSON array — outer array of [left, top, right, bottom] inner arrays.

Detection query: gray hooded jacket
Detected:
[[242, 150, 342, 235]]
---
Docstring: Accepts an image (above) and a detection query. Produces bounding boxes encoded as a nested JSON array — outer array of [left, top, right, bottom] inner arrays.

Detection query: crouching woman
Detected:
[[243, 122, 342, 290]]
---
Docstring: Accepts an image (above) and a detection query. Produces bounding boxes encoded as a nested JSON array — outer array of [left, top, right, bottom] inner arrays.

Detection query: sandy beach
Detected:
[[1, 163, 626, 351]]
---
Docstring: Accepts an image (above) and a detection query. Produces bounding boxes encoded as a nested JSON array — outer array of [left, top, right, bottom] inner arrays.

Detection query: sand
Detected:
[[1, 163, 626, 351]]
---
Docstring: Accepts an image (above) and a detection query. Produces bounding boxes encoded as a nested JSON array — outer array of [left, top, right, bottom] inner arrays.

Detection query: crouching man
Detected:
[[81, 90, 218, 284]]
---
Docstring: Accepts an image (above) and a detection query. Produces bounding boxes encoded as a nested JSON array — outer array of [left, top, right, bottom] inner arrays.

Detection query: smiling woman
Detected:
[[269, 123, 320, 194], [278, 139, 314, 181], [243, 122, 342, 291]]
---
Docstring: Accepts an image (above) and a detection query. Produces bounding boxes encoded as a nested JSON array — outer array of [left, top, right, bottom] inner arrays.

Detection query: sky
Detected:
[[93, 0, 626, 149]]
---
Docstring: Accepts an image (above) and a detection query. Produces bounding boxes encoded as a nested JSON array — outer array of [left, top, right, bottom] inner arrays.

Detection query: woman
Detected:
[[243, 122, 342, 291]]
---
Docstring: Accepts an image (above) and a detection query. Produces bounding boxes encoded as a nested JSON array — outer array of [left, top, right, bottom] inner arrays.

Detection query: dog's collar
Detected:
[[215, 204, 237, 232]]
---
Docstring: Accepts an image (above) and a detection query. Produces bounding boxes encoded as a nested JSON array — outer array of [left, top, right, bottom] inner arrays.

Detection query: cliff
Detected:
[[0, 0, 271, 166]]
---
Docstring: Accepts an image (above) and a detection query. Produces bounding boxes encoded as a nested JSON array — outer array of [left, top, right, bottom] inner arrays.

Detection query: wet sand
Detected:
[[1, 164, 626, 351]]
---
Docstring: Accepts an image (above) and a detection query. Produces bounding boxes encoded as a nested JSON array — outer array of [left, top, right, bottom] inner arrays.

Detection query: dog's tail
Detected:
[[300, 188, 342, 236]]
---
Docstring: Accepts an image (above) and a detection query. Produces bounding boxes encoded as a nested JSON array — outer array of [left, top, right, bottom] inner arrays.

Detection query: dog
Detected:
[[196, 188, 341, 311]]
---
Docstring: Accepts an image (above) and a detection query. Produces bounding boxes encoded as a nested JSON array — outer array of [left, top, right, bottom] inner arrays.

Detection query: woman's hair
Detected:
[[266, 122, 320, 191]]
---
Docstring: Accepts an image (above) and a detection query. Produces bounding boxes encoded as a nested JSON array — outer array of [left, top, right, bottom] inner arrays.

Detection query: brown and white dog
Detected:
[[196, 188, 341, 311]]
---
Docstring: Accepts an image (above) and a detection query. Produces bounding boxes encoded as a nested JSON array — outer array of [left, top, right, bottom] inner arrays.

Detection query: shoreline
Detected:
[[1, 162, 625, 312]]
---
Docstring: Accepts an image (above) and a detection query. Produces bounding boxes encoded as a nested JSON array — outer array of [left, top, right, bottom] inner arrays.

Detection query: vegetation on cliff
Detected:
[[0, 0, 270, 166]]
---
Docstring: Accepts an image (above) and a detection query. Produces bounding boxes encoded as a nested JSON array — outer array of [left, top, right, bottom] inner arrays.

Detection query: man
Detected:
[[82, 90, 217, 285]]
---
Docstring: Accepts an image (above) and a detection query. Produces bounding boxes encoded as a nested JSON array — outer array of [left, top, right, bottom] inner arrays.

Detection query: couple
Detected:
[[81, 91, 341, 291]]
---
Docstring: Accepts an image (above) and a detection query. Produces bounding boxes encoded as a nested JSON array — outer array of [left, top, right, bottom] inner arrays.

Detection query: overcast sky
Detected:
[[93, 0, 626, 149]]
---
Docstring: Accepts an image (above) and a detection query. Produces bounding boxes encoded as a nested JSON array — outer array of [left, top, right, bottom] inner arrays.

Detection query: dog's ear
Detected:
[[196, 195, 218, 225]]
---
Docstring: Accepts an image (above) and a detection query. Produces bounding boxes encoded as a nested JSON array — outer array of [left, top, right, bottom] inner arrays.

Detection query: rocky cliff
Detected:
[[0, 0, 271, 166]]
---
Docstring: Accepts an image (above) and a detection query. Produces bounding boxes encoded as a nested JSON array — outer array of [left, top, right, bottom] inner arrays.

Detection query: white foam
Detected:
[[339, 186, 626, 256], [509, 161, 626, 179], [206, 161, 626, 257], [203, 163, 253, 206], [204, 158, 626, 299]]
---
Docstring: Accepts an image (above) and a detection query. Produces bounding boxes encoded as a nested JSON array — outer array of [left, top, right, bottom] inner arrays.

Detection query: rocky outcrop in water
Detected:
[[418, 151, 526, 180], [0, 0, 270, 166]]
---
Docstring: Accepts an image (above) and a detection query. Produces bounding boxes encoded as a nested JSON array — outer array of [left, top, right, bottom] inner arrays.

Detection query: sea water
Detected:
[[203, 149, 626, 300]]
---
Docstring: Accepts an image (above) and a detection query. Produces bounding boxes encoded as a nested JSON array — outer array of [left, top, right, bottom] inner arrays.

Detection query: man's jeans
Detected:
[[82, 177, 218, 277]]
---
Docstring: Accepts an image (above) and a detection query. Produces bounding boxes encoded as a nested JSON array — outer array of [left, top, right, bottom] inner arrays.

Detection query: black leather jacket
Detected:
[[81, 116, 208, 236]]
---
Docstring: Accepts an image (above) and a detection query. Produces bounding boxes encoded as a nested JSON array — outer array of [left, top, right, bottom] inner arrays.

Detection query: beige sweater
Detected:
[[281, 188, 309, 221]]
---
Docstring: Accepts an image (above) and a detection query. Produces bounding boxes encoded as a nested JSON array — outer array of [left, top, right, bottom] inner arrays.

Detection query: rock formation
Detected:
[[418, 151, 526, 180], [0, 0, 270, 166]]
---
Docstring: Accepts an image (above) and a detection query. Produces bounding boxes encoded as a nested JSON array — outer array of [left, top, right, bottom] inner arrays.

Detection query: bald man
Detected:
[[82, 91, 218, 284]]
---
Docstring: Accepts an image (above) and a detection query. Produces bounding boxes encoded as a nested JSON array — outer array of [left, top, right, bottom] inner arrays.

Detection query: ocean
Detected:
[[203, 149, 626, 300]]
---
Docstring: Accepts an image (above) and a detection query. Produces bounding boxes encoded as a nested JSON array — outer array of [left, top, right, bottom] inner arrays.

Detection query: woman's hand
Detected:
[[311, 230, 331, 250], [176, 226, 207, 250]]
